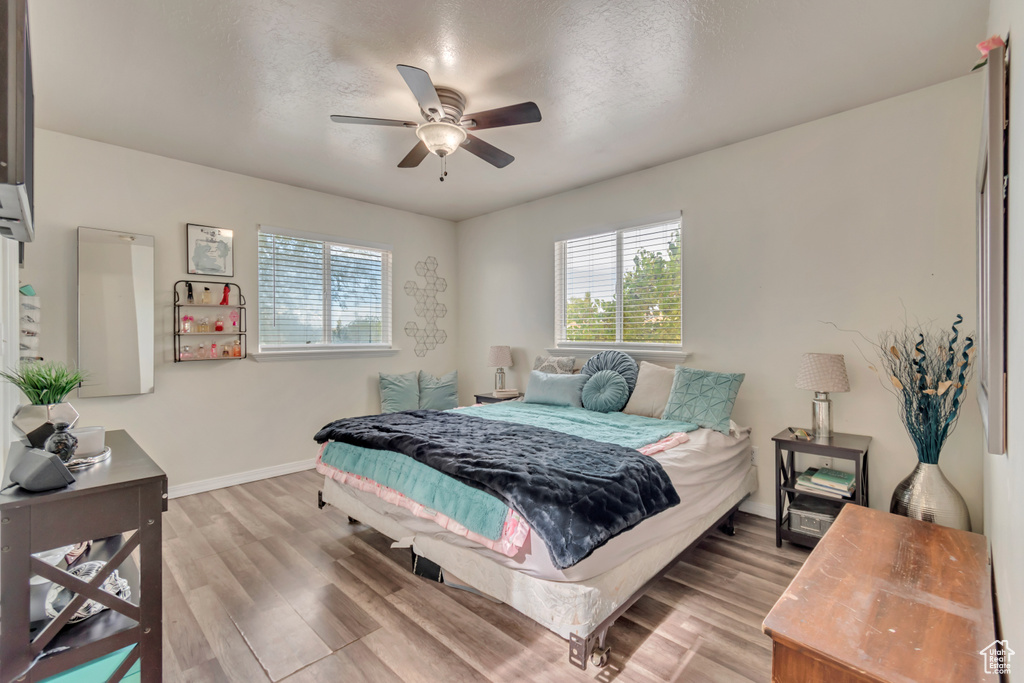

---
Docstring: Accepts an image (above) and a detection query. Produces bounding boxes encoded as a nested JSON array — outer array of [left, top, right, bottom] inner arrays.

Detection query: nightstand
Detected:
[[474, 392, 522, 404], [772, 429, 871, 548]]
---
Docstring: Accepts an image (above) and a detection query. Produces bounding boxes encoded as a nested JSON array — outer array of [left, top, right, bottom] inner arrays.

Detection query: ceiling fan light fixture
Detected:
[[415, 121, 467, 157]]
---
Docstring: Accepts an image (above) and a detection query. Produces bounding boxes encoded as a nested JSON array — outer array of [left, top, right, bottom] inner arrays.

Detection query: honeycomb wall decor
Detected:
[[404, 256, 447, 357]]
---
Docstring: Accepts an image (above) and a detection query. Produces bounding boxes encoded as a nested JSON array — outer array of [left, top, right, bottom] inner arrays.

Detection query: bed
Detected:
[[314, 401, 756, 669]]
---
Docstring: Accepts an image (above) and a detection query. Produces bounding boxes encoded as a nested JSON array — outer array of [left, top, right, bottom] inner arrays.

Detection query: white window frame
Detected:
[[553, 215, 689, 362], [253, 225, 397, 361]]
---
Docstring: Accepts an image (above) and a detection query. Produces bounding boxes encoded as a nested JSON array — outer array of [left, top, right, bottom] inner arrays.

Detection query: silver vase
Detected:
[[12, 403, 80, 449], [890, 462, 971, 531]]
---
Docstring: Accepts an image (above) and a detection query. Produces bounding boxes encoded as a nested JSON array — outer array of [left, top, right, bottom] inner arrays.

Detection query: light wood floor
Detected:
[[161, 470, 810, 682]]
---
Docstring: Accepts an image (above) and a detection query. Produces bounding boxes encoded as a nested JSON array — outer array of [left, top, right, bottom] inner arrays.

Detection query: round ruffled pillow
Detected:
[[580, 350, 639, 398], [581, 370, 630, 413]]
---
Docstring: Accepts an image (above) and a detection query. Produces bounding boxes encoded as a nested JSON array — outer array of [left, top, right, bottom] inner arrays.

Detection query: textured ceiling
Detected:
[[29, 0, 987, 222]]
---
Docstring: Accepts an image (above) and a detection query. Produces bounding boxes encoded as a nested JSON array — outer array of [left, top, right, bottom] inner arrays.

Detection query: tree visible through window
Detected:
[[258, 229, 392, 350], [556, 220, 681, 345]]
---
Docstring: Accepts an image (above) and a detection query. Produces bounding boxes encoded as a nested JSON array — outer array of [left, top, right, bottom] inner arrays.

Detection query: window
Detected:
[[257, 227, 392, 352], [555, 218, 681, 346]]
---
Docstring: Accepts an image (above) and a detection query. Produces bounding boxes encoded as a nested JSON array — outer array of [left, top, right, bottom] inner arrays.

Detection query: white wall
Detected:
[[985, 0, 1023, 660], [457, 75, 985, 526], [24, 130, 458, 489]]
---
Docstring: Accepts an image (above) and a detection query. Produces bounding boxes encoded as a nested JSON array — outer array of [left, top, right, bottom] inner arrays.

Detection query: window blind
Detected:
[[555, 219, 681, 345], [258, 230, 392, 350]]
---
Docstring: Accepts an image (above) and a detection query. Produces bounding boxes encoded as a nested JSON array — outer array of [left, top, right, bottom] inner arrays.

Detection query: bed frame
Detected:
[[317, 489, 745, 670]]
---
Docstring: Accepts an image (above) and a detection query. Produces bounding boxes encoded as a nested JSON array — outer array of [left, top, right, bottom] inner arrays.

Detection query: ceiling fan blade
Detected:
[[330, 115, 417, 127], [460, 133, 514, 168], [396, 64, 445, 121], [461, 102, 541, 130], [398, 140, 430, 168]]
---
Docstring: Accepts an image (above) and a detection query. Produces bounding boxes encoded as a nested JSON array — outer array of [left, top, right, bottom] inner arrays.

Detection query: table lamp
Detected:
[[488, 345, 513, 391], [795, 353, 850, 439]]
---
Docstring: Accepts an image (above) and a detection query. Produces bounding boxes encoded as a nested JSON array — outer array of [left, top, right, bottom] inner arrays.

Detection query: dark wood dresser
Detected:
[[763, 504, 997, 682]]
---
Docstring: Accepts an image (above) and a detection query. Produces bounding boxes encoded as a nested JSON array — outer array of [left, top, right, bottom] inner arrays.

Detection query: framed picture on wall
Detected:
[[186, 223, 234, 277], [976, 42, 1008, 455]]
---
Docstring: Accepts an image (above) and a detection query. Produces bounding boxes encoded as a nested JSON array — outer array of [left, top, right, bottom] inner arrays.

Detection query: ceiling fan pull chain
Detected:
[[440, 155, 447, 182]]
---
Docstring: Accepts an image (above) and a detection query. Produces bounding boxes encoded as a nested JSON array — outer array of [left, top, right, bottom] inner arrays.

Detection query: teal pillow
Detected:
[[419, 370, 458, 410], [523, 370, 589, 408], [379, 371, 419, 413], [580, 350, 639, 397], [581, 370, 630, 413], [663, 366, 744, 434]]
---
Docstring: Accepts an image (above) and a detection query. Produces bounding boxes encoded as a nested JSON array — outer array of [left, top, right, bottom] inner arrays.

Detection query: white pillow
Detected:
[[622, 361, 675, 419]]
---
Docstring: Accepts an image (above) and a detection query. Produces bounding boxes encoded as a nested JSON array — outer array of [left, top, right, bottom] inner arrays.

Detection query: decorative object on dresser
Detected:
[[772, 428, 870, 548], [404, 256, 448, 357], [763, 505, 996, 682], [0, 430, 167, 683], [186, 223, 233, 276], [487, 345, 513, 391], [794, 353, 850, 439], [173, 280, 246, 361], [870, 314, 974, 531], [1, 360, 85, 448], [473, 390, 522, 404]]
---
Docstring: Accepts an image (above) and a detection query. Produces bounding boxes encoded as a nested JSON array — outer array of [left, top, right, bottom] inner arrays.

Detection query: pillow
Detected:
[[662, 366, 745, 434], [580, 350, 639, 397], [379, 371, 419, 413], [581, 370, 630, 413], [419, 370, 458, 410], [622, 361, 676, 419], [523, 370, 589, 408], [533, 355, 576, 374]]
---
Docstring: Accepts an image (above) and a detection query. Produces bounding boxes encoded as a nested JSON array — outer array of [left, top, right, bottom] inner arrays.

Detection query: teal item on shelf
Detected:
[[321, 441, 507, 539], [662, 366, 744, 434], [581, 370, 630, 413], [19, 284, 35, 296], [522, 370, 589, 408], [456, 400, 698, 448], [378, 371, 420, 413], [418, 370, 458, 410], [40, 645, 140, 683]]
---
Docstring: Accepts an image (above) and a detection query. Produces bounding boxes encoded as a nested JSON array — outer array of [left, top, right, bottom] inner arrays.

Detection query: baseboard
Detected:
[[739, 499, 774, 519], [168, 458, 316, 499]]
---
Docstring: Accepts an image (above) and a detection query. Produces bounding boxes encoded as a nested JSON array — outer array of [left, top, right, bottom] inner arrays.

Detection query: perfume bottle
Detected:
[[210, 342, 217, 358], [232, 340, 241, 357], [44, 422, 78, 463], [215, 315, 224, 332], [198, 317, 209, 333], [180, 345, 193, 360], [197, 343, 207, 359], [201, 287, 212, 304], [186, 281, 194, 304], [220, 284, 231, 306], [181, 315, 193, 333], [222, 346, 230, 357], [229, 310, 239, 329]]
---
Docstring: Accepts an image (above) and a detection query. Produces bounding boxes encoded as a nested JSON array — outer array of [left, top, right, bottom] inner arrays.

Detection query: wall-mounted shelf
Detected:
[[173, 280, 247, 362]]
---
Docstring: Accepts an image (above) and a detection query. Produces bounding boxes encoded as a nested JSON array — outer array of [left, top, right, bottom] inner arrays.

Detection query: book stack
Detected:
[[795, 467, 855, 499]]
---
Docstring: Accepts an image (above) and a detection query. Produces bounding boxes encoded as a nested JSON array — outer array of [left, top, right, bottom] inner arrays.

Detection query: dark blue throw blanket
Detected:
[[314, 409, 680, 569]]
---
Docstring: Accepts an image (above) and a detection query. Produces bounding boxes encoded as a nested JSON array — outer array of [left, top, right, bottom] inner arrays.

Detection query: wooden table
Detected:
[[763, 505, 996, 682], [0, 430, 167, 682]]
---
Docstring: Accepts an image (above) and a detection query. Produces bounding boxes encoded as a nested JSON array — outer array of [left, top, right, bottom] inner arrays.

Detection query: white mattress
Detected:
[[320, 426, 757, 638]]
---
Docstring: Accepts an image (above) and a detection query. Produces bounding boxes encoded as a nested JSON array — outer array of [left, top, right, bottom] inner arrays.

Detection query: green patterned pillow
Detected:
[[662, 366, 744, 434]]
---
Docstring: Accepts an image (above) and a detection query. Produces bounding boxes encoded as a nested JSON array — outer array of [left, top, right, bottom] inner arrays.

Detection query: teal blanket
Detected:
[[455, 401, 698, 448], [321, 441, 508, 540]]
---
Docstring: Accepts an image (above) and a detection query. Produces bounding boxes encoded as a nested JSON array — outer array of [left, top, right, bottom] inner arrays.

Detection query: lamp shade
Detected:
[[487, 345, 513, 368], [795, 353, 850, 393]]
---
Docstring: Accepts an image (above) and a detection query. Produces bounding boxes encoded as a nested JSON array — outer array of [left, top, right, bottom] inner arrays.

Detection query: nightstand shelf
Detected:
[[474, 392, 522, 404], [772, 429, 871, 549]]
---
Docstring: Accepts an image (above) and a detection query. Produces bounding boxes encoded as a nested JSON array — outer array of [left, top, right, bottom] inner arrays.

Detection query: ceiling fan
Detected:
[[330, 64, 541, 180]]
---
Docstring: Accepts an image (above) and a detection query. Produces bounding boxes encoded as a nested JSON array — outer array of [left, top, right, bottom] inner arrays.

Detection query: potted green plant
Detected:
[[871, 314, 974, 530], [1, 361, 86, 448]]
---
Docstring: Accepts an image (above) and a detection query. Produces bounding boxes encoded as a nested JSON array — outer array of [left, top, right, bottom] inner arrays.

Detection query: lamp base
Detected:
[[811, 392, 832, 439], [494, 368, 506, 392]]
